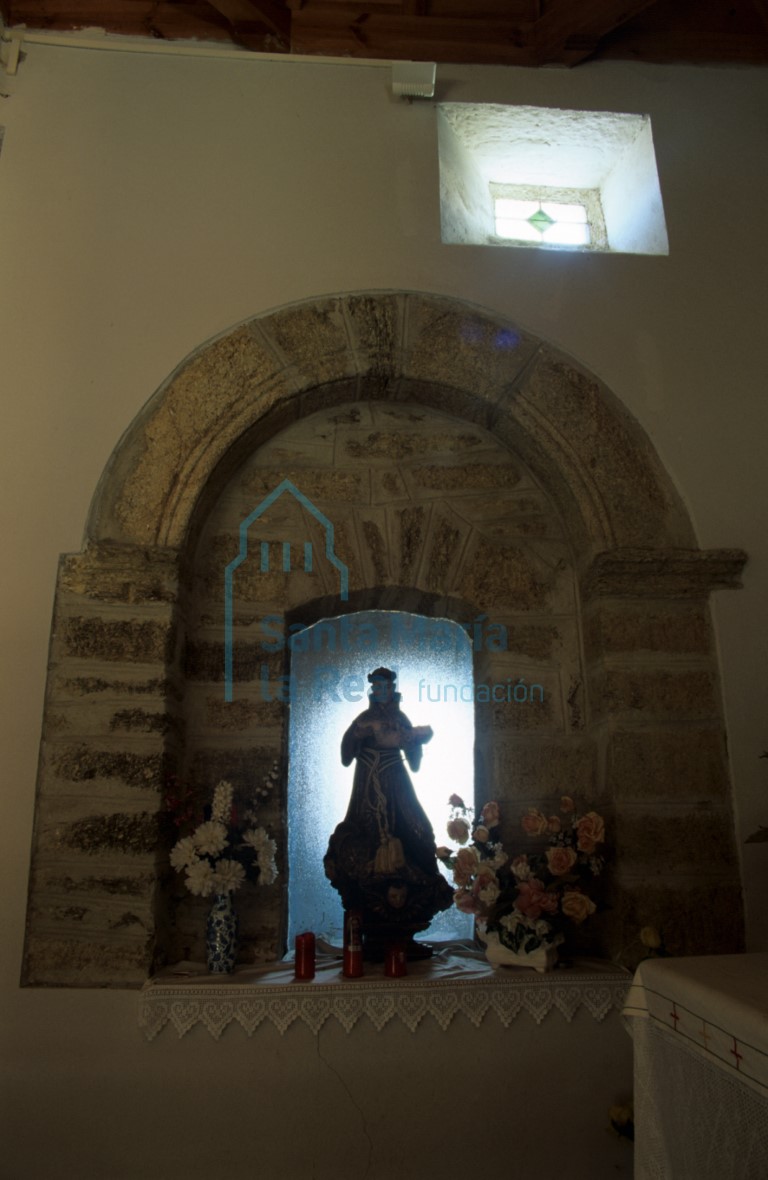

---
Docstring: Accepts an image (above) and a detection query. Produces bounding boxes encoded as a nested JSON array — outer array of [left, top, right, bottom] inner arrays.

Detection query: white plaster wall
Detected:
[[0, 40, 766, 1177]]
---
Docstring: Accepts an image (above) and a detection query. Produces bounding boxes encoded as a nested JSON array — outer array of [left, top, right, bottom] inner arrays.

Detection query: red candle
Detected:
[[295, 931, 316, 980], [343, 910, 364, 978], [384, 942, 407, 978]]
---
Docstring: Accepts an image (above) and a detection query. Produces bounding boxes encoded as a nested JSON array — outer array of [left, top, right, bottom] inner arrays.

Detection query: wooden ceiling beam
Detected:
[[598, 28, 768, 63], [532, 0, 664, 64], [290, 10, 535, 63], [749, 0, 768, 32], [205, 0, 290, 40]]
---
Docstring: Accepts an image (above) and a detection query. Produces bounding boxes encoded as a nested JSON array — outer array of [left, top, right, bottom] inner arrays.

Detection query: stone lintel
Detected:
[[583, 548, 747, 599]]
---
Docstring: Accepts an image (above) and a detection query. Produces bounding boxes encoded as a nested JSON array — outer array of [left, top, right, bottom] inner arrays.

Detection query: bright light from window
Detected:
[[495, 196, 590, 247], [287, 611, 475, 948]]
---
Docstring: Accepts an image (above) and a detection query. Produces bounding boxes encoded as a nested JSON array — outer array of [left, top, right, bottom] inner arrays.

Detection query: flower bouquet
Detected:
[[437, 793, 605, 970], [169, 778, 277, 896], [168, 776, 278, 972]]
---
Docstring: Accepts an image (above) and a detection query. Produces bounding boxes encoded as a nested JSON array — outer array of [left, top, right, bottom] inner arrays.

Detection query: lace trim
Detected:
[[140, 952, 630, 1040]]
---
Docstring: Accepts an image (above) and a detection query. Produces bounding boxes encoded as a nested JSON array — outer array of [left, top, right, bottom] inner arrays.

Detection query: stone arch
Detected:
[[23, 291, 747, 986], [86, 291, 695, 561]]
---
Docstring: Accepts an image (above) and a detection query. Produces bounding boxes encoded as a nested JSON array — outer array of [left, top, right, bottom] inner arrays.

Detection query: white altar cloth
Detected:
[[624, 953, 768, 1180], [140, 943, 630, 1039]]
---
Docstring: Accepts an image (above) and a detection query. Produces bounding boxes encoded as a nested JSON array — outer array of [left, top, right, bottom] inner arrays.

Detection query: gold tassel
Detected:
[[374, 836, 405, 874]]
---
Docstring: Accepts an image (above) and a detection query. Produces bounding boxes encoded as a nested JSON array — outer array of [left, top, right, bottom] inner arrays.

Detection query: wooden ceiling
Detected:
[[2, 0, 768, 67]]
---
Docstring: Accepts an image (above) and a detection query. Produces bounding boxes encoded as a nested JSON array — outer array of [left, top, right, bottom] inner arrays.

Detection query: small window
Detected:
[[438, 103, 669, 256], [489, 183, 607, 251]]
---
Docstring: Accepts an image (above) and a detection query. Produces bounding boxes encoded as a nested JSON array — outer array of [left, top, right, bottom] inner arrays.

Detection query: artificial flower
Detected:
[[640, 925, 662, 949], [170, 836, 198, 871], [449, 793, 466, 808], [481, 801, 500, 826], [212, 858, 246, 893], [521, 808, 549, 837], [560, 795, 575, 813], [547, 815, 562, 834], [561, 890, 596, 923], [576, 811, 605, 854], [473, 825, 490, 844], [193, 820, 228, 857], [211, 780, 234, 823], [447, 816, 471, 844], [545, 846, 578, 876], [515, 878, 559, 919], [185, 859, 216, 897]]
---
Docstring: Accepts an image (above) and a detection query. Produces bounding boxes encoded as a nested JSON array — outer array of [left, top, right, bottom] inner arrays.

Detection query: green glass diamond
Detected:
[[528, 209, 555, 233]]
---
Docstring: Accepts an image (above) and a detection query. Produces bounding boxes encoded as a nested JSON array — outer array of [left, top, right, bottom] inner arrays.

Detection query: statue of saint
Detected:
[[324, 667, 453, 959]]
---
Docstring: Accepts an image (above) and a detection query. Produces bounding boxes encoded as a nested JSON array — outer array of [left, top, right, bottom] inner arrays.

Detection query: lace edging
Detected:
[[139, 974, 630, 1040]]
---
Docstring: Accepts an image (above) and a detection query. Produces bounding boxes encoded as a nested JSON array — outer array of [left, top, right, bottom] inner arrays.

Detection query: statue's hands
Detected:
[[402, 725, 433, 746]]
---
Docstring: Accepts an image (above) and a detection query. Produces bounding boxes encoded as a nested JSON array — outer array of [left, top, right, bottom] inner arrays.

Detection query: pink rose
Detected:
[[453, 845, 479, 885], [447, 817, 471, 845], [560, 796, 575, 813], [515, 878, 558, 919], [521, 808, 548, 837], [576, 811, 605, 854], [473, 825, 490, 844], [481, 801, 500, 826], [449, 794, 465, 808], [545, 846, 577, 876], [547, 815, 562, 834], [561, 890, 596, 924], [454, 888, 481, 915]]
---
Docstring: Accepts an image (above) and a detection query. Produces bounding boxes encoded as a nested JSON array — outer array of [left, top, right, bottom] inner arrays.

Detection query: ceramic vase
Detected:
[[479, 928, 561, 973], [206, 892, 238, 973]]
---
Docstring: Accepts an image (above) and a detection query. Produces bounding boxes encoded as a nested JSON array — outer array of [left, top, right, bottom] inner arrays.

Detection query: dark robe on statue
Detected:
[[324, 673, 453, 959]]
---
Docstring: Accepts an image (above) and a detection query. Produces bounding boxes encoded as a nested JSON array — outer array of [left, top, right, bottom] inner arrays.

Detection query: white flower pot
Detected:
[[479, 928, 561, 973]]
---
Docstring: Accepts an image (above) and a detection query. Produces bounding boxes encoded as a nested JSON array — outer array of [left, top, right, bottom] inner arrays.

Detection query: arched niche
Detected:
[[22, 291, 746, 986]]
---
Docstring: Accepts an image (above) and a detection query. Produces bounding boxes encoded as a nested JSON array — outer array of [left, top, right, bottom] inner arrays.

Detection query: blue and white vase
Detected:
[[206, 892, 238, 973]]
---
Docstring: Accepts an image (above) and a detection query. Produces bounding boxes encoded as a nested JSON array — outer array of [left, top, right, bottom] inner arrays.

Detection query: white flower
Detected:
[[499, 911, 524, 932], [243, 827, 277, 885], [488, 844, 508, 870], [212, 858, 246, 893], [193, 820, 228, 857], [478, 879, 500, 905], [185, 859, 216, 897], [170, 836, 198, 871], [211, 780, 234, 823]]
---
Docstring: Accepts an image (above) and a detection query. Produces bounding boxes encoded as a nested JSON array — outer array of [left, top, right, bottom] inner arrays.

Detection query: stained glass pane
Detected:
[[528, 209, 555, 232]]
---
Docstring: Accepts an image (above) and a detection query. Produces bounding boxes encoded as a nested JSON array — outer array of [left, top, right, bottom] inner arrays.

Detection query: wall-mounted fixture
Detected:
[[392, 61, 436, 99]]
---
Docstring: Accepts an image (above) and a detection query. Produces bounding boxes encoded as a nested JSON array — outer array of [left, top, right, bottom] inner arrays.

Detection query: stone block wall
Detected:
[[24, 548, 182, 985]]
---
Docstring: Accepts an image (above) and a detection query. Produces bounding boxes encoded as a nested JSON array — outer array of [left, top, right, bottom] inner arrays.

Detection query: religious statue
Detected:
[[324, 667, 454, 960]]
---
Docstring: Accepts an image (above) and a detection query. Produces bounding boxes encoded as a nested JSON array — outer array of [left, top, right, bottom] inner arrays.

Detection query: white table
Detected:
[[624, 953, 768, 1179]]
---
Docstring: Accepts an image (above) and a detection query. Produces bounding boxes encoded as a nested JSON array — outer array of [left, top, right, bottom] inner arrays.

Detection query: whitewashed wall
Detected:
[[0, 37, 765, 1177]]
